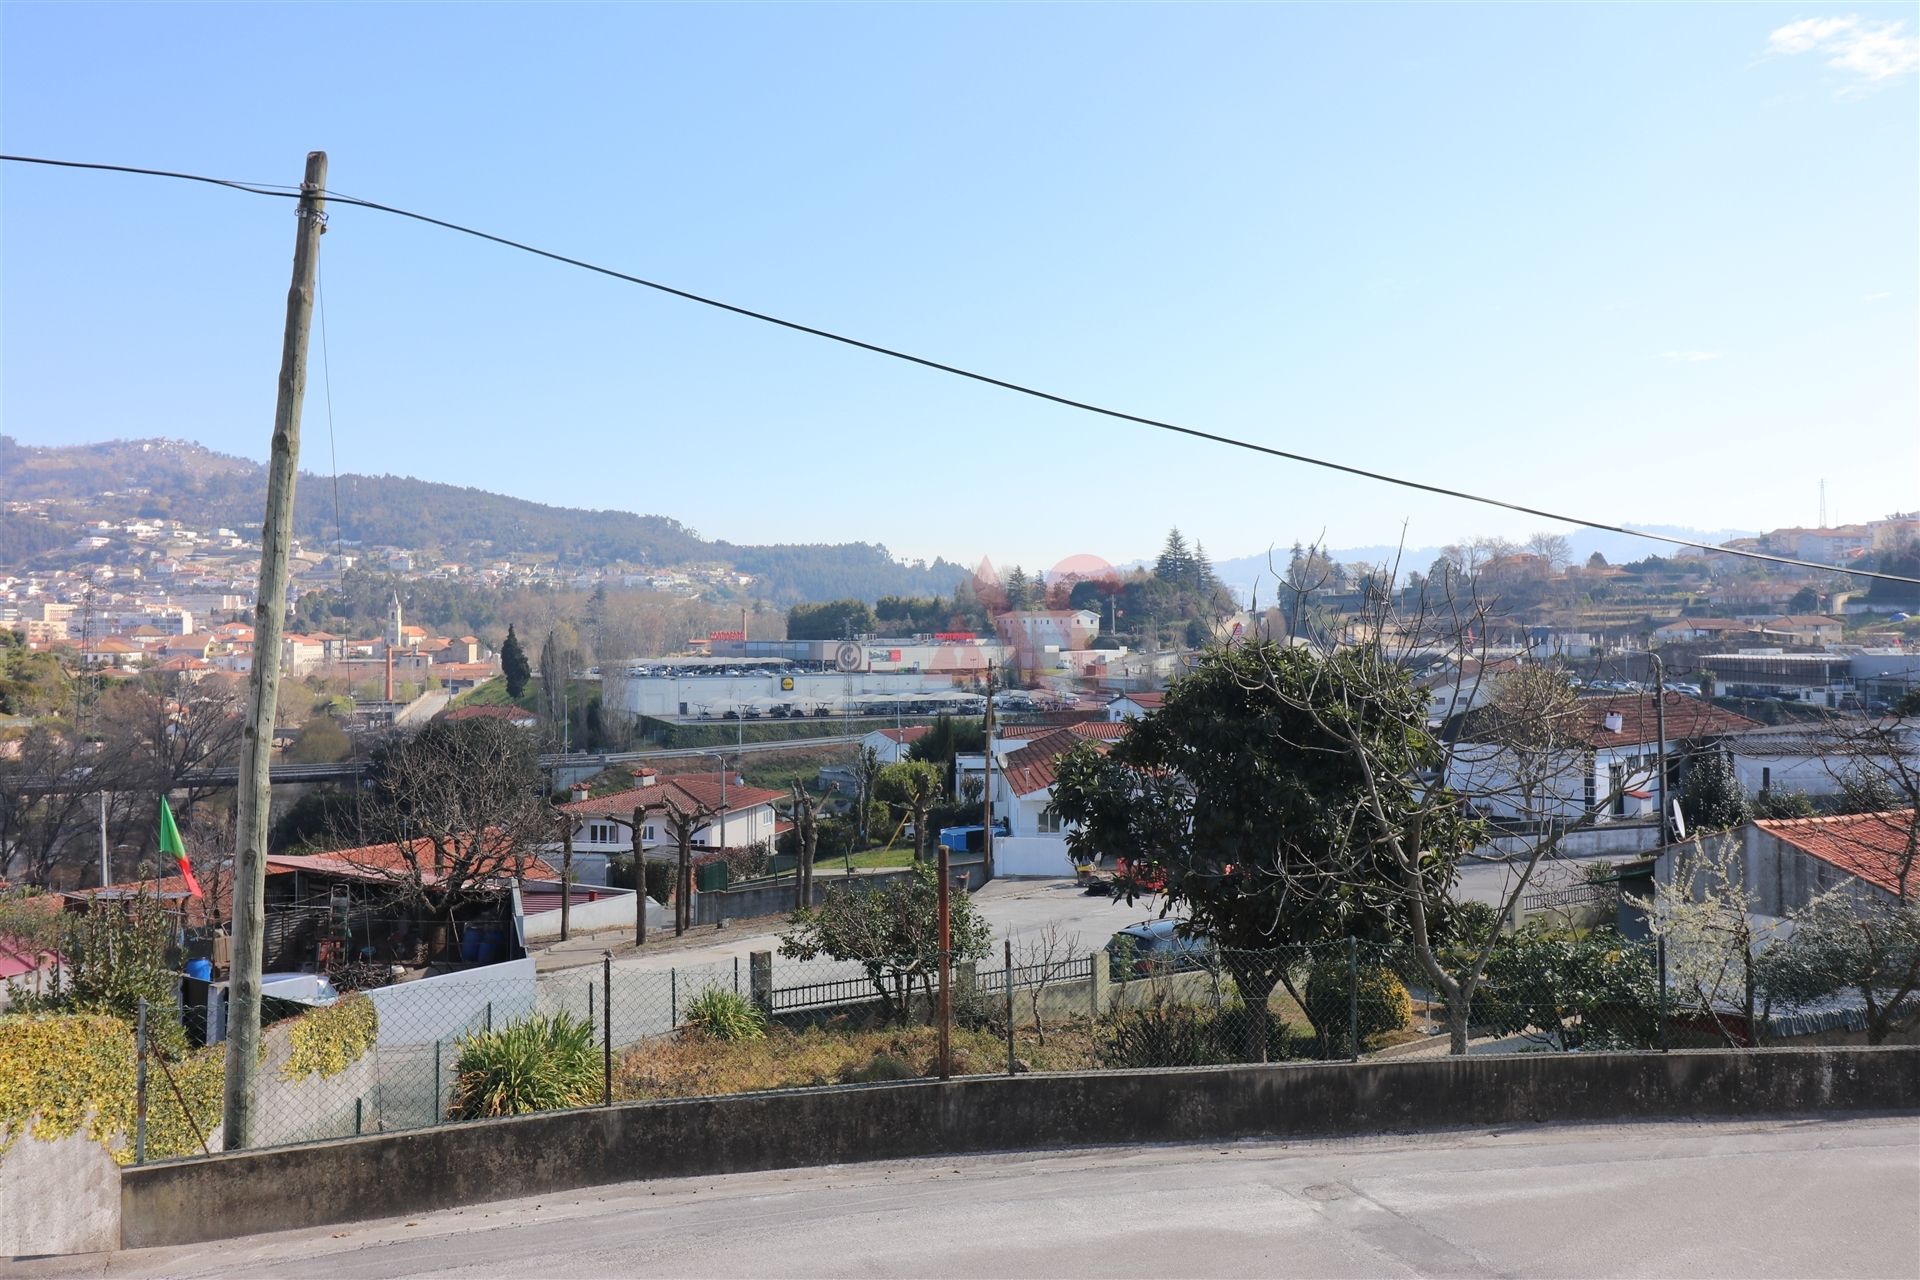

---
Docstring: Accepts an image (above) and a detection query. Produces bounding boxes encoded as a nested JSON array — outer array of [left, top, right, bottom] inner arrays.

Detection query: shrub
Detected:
[[281, 994, 378, 1082], [1096, 1002, 1231, 1069], [1303, 957, 1413, 1056], [683, 989, 766, 1042], [450, 1012, 600, 1119], [0, 1013, 222, 1164]]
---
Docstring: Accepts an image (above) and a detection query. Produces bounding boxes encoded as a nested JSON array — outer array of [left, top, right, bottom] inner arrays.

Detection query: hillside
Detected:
[[0, 436, 969, 603]]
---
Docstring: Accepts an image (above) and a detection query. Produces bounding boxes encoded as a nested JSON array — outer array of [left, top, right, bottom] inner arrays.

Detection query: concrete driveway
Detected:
[[35, 1116, 1918, 1278]]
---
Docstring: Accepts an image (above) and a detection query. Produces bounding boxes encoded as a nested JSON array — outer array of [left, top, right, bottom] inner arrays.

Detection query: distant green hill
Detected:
[[0, 436, 968, 603]]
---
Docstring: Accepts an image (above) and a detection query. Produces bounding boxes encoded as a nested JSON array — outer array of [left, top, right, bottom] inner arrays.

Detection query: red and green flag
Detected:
[[158, 798, 203, 899]]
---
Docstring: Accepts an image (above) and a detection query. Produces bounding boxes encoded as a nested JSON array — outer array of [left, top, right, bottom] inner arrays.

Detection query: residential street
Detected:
[[534, 876, 1144, 980], [37, 1117, 1918, 1278]]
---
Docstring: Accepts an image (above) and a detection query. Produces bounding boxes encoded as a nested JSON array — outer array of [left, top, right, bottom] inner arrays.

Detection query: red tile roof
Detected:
[[1517, 692, 1758, 750], [1002, 729, 1108, 797], [1111, 690, 1165, 710], [1064, 722, 1131, 742], [1755, 810, 1917, 898], [877, 726, 931, 745], [560, 772, 784, 819]]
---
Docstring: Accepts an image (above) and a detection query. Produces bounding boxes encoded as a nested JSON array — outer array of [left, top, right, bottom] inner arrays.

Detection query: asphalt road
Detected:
[[42, 1116, 1918, 1279], [531, 878, 1147, 1045]]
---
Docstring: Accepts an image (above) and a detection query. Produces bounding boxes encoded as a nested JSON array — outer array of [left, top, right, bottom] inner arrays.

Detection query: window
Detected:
[[1037, 805, 1063, 834]]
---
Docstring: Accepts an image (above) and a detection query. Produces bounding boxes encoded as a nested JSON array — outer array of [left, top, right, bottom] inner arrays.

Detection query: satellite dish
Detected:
[[1670, 800, 1687, 841]]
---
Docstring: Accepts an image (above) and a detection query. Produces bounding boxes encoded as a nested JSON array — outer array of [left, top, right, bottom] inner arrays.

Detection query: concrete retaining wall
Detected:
[[121, 1046, 1918, 1249]]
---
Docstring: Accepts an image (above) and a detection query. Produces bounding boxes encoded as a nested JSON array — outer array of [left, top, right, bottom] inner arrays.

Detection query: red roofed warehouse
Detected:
[[1737, 810, 1918, 914]]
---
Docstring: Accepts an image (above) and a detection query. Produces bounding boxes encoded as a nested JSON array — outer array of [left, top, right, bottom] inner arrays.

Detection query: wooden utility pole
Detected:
[[559, 817, 574, 942], [223, 151, 326, 1151], [981, 661, 995, 881], [936, 841, 952, 1079], [631, 805, 648, 947]]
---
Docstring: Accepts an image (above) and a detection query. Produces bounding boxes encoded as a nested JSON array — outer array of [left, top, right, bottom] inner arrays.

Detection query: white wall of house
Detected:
[[1446, 740, 1662, 822], [861, 730, 917, 764], [995, 835, 1077, 878]]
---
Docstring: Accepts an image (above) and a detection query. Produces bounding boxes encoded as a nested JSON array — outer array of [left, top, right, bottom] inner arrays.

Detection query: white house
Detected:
[[1445, 692, 1762, 823], [1106, 690, 1165, 721], [547, 770, 785, 886], [861, 725, 930, 765], [1724, 722, 1917, 803], [1418, 656, 1519, 728], [982, 728, 1119, 878]]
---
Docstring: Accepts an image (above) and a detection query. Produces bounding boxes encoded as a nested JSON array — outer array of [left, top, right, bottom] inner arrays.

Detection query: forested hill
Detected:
[[0, 436, 969, 603]]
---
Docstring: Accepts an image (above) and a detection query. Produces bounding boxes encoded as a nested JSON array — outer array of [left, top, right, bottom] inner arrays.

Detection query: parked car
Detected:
[[1106, 917, 1213, 980]]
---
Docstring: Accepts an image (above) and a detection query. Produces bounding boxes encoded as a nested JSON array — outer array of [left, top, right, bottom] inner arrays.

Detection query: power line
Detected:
[[5, 151, 1918, 588]]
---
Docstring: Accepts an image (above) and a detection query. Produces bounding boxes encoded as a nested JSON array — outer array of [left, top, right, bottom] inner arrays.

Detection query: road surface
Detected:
[[532, 878, 1147, 1046], [34, 1116, 1917, 1278]]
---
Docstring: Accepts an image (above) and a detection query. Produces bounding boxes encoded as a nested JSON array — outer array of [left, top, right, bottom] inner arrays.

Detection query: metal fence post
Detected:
[[1347, 937, 1360, 1063], [485, 1001, 493, 1032], [602, 951, 613, 1106], [134, 997, 149, 1165], [670, 968, 679, 1028], [433, 1040, 442, 1124], [1004, 938, 1016, 1076], [734, 955, 740, 995], [1657, 936, 1669, 1052], [355, 1097, 363, 1136]]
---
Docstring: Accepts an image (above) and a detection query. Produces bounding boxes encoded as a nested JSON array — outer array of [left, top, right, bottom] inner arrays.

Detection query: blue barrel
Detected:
[[185, 957, 213, 982]]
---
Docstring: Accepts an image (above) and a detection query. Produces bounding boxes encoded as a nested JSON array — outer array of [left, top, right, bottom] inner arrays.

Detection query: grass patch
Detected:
[[614, 1019, 1100, 1101]]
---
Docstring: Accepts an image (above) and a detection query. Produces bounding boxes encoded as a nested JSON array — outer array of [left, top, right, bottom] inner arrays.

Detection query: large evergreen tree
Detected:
[[500, 625, 531, 698], [1155, 528, 1194, 587]]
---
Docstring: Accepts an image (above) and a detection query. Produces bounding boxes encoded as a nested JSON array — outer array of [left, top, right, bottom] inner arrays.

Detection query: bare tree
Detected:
[[1012, 922, 1080, 1046], [347, 718, 552, 941], [789, 782, 831, 912], [1526, 531, 1573, 573], [648, 790, 717, 937]]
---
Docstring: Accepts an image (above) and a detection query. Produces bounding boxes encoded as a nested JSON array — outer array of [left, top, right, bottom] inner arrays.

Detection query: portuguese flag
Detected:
[[158, 798, 203, 899]]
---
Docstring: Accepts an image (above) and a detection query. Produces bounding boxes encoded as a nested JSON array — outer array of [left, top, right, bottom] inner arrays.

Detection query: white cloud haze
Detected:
[[1769, 15, 1920, 85]]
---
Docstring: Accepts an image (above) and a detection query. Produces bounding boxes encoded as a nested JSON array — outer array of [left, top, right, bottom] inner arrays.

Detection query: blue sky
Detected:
[[2, 3, 1914, 574]]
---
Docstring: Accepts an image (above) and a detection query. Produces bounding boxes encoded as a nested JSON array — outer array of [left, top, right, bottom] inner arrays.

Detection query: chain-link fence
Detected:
[[122, 926, 1913, 1163]]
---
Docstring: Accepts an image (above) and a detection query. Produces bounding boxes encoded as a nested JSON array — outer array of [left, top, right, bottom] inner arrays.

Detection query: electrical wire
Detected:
[[5, 151, 1918, 588]]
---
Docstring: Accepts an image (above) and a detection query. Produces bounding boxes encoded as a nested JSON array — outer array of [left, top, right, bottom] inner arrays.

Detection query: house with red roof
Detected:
[[1736, 810, 1916, 915], [546, 770, 785, 885], [1445, 691, 1762, 824], [984, 729, 1112, 877]]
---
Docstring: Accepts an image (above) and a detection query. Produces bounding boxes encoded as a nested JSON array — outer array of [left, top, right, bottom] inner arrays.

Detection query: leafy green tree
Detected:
[[875, 760, 944, 864], [1753, 788, 1817, 819], [1680, 750, 1750, 833], [500, 625, 531, 698], [1788, 586, 1821, 613], [1477, 927, 1661, 1051], [1052, 640, 1471, 1058], [779, 863, 991, 1024], [787, 599, 878, 640]]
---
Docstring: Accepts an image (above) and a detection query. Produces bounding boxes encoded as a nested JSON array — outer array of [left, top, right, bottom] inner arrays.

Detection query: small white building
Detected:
[[547, 770, 785, 886], [861, 725, 930, 765]]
